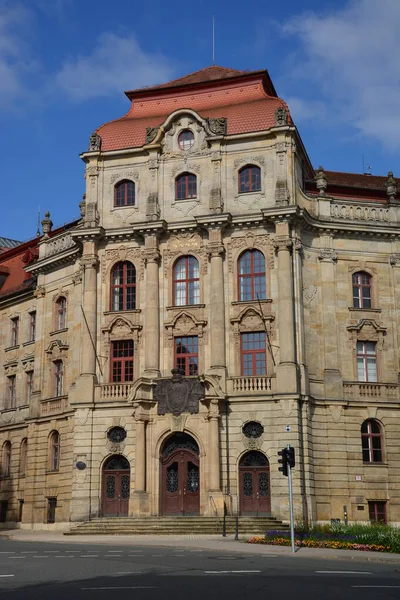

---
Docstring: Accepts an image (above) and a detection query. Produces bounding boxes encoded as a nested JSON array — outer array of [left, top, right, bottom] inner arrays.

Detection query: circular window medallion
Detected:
[[178, 129, 194, 151], [242, 421, 264, 439], [107, 427, 127, 443]]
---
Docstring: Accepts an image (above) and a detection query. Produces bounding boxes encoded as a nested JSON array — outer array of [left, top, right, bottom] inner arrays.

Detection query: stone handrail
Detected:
[[99, 383, 132, 401], [343, 381, 399, 400], [45, 233, 76, 257], [330, 203, 392, 223], [229, 376, 272, 393], [40, 395, 68, 415]]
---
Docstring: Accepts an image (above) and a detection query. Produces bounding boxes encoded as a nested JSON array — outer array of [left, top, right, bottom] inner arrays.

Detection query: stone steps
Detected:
[[66, 516, 288, 536]]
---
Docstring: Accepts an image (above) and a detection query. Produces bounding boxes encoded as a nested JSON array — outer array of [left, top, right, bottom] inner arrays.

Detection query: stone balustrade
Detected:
[[45, 233, 76, 257], [330, 203, 393, 223], [343, 382, 399, 400], [98, 383, 132, 401], [228, 376, 272, 394], [40, 395, 68, 415]]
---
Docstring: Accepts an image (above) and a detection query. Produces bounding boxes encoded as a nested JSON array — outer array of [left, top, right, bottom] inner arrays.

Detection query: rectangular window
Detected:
[[10, 317, 19, 346], [29, 311, 36, 342], [357, 341, 377, 382], [368, 501, 386, 524], [175, 336, 198, 376], [241, 332, 266, 376], [47, 497, 57, 524], [26, 371, 34, 403], [54, 361, 63, 397], [7, 376, 16, 409], [110, 340, 134, 382]]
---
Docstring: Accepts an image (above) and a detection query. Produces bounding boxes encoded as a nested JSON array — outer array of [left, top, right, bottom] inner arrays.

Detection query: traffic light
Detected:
[[287, 446, 295, 469], [278, 448, 288, 476]]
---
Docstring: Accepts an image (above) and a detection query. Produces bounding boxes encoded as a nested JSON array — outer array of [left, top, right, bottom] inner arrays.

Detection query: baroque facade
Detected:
[[0, 66, 399, 528]]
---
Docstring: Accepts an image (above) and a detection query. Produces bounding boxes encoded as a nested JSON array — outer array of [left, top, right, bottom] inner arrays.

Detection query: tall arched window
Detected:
[[173, 256, 200, 306], [2, 442, 11, 478], [175, 173, 197, 200], [110, 261, 136, 311], [114, 180, 135, 207], [49, 431, 60, 472], [239, 165, 261, 193], [352, 272, 372, 308], [238, 250, 266, 301], [56, 297, 67, 330], [19, 439, 27, 476], [361, 419, 383, 463]]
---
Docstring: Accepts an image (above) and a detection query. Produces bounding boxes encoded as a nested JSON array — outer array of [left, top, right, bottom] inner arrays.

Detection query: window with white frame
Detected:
[[356, 341, 377, 382]]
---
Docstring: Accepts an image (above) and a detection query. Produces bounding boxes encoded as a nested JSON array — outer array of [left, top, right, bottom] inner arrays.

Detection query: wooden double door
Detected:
[[102, 455, 130, 517], [161, 434, 200, 516], [239, 451, 271, 516]]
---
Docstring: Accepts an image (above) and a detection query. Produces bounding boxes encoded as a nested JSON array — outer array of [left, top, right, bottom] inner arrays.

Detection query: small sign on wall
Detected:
[[355, 475, 362, 481]]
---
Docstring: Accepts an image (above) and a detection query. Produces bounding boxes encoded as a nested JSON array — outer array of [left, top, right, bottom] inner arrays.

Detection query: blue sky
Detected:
[[1, 0, 399, 241]]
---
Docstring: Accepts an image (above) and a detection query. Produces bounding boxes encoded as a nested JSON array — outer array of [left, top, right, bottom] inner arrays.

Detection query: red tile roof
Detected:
[[95, 66, 289, 152], [305, 170, 398, 202]]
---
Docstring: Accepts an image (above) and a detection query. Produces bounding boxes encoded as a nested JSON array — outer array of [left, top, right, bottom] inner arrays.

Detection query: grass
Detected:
[[247, 523, 400, 553]]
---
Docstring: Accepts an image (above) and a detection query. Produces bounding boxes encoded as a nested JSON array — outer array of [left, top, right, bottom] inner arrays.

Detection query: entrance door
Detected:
[[239, 451, 270, 516], [161, 433, 200, 516], [102, 455, 130, 517]]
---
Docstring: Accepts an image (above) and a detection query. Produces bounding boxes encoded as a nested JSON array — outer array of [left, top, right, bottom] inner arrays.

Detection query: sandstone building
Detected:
[[0, 66, 399, 528]]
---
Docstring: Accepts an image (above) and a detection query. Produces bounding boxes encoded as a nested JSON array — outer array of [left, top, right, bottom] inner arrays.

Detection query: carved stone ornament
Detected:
[[146, 192, 160, 221], [154, 369, 205, 416], [89, 132, 102, 151], [273, 236, 292, 253], [318, 248, 338, 262], [81, 255, 99, 270], [207, 117, 227, 135], [41, 211, 53, 238], [275, 180, 289, 206], [34, 285, 46, 298], [315, 166, 328, 196], [390, 254, 400, 266], [207, 242, 225, 259], [275, 106, 288, 127], [146, 127, 159, 144], [385, 171, 398, 203], [79, 194, 86, 218]]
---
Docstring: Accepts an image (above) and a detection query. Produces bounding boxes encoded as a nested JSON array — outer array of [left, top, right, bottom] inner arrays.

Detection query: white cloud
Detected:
[[55, 33, 177, 101], [281, 0, 400, 149]]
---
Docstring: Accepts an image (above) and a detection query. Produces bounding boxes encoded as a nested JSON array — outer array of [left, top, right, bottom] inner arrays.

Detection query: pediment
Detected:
[[347, 318, 386, 341]]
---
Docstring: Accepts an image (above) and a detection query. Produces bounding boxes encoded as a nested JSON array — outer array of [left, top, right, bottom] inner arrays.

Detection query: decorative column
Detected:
[[135, 419, 146, 492], [318, 232, 342, 399], [274, 221, 297, 393], [81, 247, 99, 378], [132, 402, 150, 516], [207, 398, 224, 515], [207, 230, 226, 377], [143, 235, 161, 378]]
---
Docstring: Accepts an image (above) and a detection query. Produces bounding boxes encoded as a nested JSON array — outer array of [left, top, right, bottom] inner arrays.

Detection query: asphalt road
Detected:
[[0, 538, 400, 599]]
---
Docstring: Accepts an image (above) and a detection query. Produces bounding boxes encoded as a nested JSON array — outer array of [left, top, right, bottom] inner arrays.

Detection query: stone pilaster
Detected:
[[143, 235, 161, 378], [131, 403, 150, 515], [207, 229, 226, 381], [207, 398, 224, 515], [318, 233, 342, 399], [274, 222, 297, 393]]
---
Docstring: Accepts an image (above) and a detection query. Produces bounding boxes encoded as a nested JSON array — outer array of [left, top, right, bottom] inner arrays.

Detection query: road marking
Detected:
[[353, 586, 400, 589], [21, 551, 37, 554], [33, 556, 49, 558], [107, 550, 123, 553], [116, 571, 139, 574], [0, 552, 15, 554], [0, 575, 14, 578], [129, 554, 144, 557], [151, 554, 164, 557], [44, 551, 60, 553], [81, 555, 99, 557], [55, 556, 74, 558], [82, 587, 156, 590], [65, 551, 81, 553], [8, 557, 24, 559], [316, 571, 372, 575], [205, 570, 261, 574]]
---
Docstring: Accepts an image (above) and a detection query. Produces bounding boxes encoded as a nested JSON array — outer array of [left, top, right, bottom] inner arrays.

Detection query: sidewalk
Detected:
[[1, 527, 400, 563]]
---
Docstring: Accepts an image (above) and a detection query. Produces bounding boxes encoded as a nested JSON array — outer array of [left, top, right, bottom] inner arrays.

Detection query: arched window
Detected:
[[173, 256, 200, 305], [2, 442, 11, 478], [110, 261, 136, 311], [178, 130, 194, 151], [352, 272, 372, 308], [19, 439, 27, 476], [56, 297, 67, 330], [175, 173, 197, 200], [239, 165, 261, 193], [49, 431, 60, 472], [114, 180, 135, 207], [361, 420, 383, 463], [238, 250, 266, 301]]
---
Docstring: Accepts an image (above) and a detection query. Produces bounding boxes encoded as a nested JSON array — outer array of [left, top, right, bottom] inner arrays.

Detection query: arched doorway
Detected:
[[101, 455, 130, 517], [239, 451, 270, 516], [160, 433, 200, 516]]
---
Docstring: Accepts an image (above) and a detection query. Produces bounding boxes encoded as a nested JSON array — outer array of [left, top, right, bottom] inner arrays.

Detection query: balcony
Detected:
[[228, 376, 273, 394], [97, 383, 133, 402], [343, 382, 399, 401], [40, 395, 68, 415]]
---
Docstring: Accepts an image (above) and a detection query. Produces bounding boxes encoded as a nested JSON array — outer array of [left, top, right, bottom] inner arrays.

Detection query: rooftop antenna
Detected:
[[362, 154, 372, 175], [36, 206, 41, 237], [212, 16, 215, 65]]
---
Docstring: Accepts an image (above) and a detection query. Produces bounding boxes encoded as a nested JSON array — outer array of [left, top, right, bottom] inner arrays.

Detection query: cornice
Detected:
[[25, 246, 80, 275]]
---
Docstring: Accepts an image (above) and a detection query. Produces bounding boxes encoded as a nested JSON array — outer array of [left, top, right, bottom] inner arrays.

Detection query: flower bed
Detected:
[[247, 524, 400, 553]]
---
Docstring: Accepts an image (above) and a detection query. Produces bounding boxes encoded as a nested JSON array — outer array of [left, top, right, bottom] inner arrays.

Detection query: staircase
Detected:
[[66, 516, 289, 536]]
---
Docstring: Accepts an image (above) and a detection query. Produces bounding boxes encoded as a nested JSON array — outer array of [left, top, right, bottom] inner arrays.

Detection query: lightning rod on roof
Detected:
[[212, 16, 215, 65]]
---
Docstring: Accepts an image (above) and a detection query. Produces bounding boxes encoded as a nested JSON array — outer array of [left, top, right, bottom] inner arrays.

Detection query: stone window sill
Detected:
[[23, 340, 35, 347], [49, 328, 68, 336], [232, 299, 273, 306], [166, 304, 205, 310], [103, 309, 141, 315], [1, 407, 17, 414], [363, 462, 388, 467], [5, 345, 19, 352], [348, 307, 381, 313]]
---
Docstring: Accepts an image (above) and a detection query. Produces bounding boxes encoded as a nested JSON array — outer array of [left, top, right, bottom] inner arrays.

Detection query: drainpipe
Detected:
[[225, 399, 231, 513]]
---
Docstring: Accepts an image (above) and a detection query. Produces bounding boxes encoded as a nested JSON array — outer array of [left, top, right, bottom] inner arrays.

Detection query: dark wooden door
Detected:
[[162, 450, 200, 515], [102, 470, 130, 516], [239, 467, 270, 515]]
